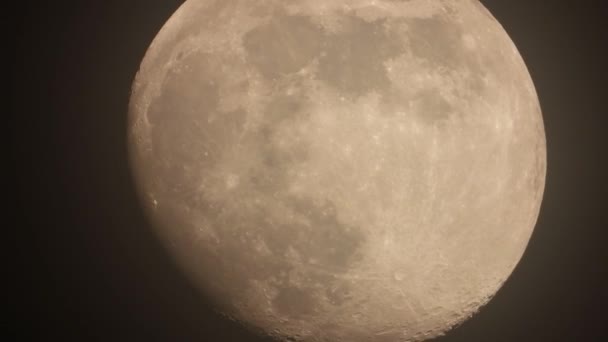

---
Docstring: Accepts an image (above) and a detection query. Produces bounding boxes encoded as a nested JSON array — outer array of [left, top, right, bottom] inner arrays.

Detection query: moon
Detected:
[[128, 0, 546, 341]]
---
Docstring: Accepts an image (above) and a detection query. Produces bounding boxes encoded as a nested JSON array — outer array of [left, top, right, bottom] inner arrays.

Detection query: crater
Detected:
[[243, 15, 322, 80]]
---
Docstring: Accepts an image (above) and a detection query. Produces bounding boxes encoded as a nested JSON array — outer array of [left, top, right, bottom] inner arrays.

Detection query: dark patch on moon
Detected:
[[406, 16, 467, 69], [273, 286, 316, 317], [146, 51, 248, 199], [412, 88, 454, 123], [379, 14, 492, 123], [243, 15, 322, 79], [172, 204, 294, 310], [263, 194, 366, 318], [317, 17, 405, 97], [147, 55, 220, 189], [325, 282, 353, 306], [264, 93, 309, 125], [406, 15, 488, 89], [176, 192, 367, 319], [286, 196, 366, 271], [246, 92, 313, 193]]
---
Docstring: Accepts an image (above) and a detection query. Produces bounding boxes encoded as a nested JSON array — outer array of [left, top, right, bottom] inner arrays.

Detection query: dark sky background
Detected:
[[10, 0, 607, 341]]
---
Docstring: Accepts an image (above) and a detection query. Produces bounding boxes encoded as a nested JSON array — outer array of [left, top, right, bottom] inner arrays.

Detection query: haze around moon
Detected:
[[128, 0, 546, 341]]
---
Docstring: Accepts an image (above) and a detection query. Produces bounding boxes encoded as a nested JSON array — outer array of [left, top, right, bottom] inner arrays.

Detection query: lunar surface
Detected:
[[128, 0, 546, 341]]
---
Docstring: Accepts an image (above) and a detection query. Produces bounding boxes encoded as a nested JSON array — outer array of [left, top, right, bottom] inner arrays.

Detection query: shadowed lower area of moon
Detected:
[[128, 1, 546, 341]]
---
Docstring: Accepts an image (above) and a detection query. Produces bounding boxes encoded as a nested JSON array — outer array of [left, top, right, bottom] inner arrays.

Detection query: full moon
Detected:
[[128, 0, 546, 341]]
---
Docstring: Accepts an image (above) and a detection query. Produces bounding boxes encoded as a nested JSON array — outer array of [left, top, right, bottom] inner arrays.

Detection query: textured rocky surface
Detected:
[[128, 1, 546, 341]]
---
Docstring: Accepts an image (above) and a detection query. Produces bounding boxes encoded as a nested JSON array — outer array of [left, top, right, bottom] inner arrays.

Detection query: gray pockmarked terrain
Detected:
[[128, 1, 546, 341]]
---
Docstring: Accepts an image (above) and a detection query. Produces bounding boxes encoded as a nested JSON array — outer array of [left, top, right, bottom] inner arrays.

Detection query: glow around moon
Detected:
[[128, 0, 546, 341]]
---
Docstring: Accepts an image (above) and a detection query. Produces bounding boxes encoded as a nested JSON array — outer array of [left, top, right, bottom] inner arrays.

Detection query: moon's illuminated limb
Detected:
[[128, 1, 546, 341]]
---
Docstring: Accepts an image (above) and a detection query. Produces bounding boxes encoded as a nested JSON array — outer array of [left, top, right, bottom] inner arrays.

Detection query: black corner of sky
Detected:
[[9, 0, 608, 341]]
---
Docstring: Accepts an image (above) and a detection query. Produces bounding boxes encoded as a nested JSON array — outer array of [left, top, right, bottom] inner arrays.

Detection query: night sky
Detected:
[[10, 0, 607, 341]]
